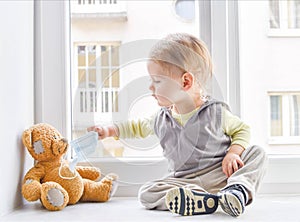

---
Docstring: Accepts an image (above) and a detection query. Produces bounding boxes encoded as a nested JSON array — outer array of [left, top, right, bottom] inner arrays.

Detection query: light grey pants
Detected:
[[138, 145, 268, 210]]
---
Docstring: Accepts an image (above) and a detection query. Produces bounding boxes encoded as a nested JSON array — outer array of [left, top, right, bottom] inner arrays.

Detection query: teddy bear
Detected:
[[21, 123, 118, 211]]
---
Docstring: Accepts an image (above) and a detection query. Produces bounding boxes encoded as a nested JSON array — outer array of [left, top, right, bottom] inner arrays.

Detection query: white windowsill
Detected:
[[77, 155, 300, 196], [268, 29, 300, 37], [268, 137, 300, 145]]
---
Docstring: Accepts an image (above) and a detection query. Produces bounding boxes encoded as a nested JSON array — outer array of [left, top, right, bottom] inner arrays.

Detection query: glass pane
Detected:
[[269, 0, 280, 28], [101, 68, 110, 87], [101, 46, 109, 67], [296, 0, 300, 28], [290, 95, 300, 136], [77, 46, 86, 66], [270, 95, 283, 136], [78, 69, 86, 88], [174, 0, 195, 21], [111, 46, 119, 66], [71, 1, 200, 157], [89, 69, 96, 88], [239, 1, 300, 154], [88, 45, 96, 67], [111, 69, 119, 87], [288, 0, 300, 28]]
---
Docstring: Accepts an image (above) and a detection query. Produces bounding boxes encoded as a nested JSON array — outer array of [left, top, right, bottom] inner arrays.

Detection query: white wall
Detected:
[[0, 1, 34, 217], [238, 1, 300, 152]]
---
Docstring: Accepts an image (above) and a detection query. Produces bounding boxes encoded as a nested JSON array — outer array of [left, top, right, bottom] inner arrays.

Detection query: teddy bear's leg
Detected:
[[80, 174, 118, 202], [75, 166, 101, 181], [40, 182, 69, 211]]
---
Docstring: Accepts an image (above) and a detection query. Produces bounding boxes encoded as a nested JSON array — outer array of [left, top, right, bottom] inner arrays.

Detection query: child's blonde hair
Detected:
[[149, 33, 212, 89]]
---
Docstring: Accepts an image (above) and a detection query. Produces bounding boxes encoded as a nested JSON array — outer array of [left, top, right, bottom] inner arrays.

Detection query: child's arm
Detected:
[[87, 112, 157, 140], [222, 108, 251, 177], [116, 117, 154, 139]]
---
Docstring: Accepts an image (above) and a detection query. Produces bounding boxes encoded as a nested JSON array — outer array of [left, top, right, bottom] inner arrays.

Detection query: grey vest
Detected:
[[153, 100, 231, 178]]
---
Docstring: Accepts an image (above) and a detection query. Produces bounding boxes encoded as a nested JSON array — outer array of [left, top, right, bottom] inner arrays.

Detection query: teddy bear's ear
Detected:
[[22, 128, 33, 149]]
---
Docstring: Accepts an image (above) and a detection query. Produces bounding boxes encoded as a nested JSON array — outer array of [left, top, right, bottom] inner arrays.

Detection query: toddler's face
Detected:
[[147, 61, 186, 107]]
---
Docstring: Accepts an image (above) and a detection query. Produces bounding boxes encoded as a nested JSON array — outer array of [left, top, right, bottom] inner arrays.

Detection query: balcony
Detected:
[[71, 0, 127, 21]]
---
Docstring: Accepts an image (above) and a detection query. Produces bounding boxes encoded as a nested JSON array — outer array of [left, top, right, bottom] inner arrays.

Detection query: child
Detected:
[[87, 33, 267, 217]]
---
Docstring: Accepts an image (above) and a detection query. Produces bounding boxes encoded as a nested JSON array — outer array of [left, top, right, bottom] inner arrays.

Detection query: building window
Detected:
[[269, 0, 300, 36], [269, 92, 300, 143], [173, 0, 195, 22], [72, 43, 120, 133]]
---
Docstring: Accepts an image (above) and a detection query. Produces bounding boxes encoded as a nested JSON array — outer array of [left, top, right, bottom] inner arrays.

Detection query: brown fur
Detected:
[[21, 123, 117, 211]]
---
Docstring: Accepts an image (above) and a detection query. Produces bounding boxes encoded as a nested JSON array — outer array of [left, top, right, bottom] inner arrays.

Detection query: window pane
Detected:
[[101, 46, 109, 67], [101, 68, 110, 87], [290, 0, 300, 28], [290, 95, 300, 136], [111, 69, 119, 87], [77, 46, 86, 66], [88, 69, 96, 88], [270, 95, 283, 136], [78, 69, 86, 88], [174, 0, 195, 21], [296, 0, 300, 28], [269, 0, 280, 28], [71, 1, 200, 157], [88, 45, 96, 67], [111, 46, 119, 66]]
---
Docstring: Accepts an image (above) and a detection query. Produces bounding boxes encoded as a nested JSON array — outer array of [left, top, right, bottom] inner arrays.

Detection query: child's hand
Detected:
[[87, 126, 109, 140], [87, 125, 119, 140], [222, 144, 245, 178]]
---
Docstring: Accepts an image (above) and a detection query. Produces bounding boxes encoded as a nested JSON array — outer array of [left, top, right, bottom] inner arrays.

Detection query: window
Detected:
[[269, 92, 300, 144], [73, 43, 120, 129], [269, 0, 300, 36], [173, 0, 195, 22], [70, 0, 200, 158], [37, 0, 300, 196]]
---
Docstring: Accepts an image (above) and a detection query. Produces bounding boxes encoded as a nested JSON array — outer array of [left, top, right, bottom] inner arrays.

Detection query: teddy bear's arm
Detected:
[[75, 166, 101, 181], [22, 166, 45, 201]]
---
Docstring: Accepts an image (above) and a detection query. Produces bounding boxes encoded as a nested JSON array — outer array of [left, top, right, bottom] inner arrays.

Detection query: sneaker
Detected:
[[218, 184, 248, 217], [165, 187, 219, 216]]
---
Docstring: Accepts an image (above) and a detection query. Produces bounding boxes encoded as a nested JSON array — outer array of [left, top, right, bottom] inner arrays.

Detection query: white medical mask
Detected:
[[59, 131, 100, 179]]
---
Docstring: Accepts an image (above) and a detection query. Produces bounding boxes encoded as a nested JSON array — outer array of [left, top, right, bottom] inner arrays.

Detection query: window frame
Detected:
[[72, 41, 121, 128], [268, 91, 300, 145], [268, 0, 300, 37], [36, 0, 300, 196]]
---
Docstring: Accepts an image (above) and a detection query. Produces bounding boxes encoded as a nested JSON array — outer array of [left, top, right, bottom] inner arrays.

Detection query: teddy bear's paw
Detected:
[[22, 179, 42, 201], [41, 182, 69, 211], [105, 173, 119, 181]]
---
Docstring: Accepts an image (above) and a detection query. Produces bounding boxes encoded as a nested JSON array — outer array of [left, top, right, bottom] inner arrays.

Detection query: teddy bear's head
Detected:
[[22, 123, 68, 162]]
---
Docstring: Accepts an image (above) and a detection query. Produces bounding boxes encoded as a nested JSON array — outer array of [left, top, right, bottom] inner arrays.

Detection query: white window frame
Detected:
[[268, 92, 300, 145], [268, 0, 300, 37], [36, 0, 300, 196]]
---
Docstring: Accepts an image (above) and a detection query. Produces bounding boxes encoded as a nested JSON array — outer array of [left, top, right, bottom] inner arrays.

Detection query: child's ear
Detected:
[[181, 72, 194, 90]]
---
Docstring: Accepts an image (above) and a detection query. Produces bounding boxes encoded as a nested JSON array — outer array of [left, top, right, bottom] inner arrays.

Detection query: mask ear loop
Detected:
[[58, 142, 78, 180], [58, 158, 78, 180]]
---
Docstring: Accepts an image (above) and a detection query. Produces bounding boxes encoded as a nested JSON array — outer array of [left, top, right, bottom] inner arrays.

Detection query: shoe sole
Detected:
[[165, 187, 219, 216], [219, 192, 244, 217]]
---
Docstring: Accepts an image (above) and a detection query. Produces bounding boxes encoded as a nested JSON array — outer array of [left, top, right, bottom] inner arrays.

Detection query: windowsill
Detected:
[[78, 154, 300, 196], [81, 156, 166, 163], [268, 29, 300, 37], [268, 137, 300, 145]]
